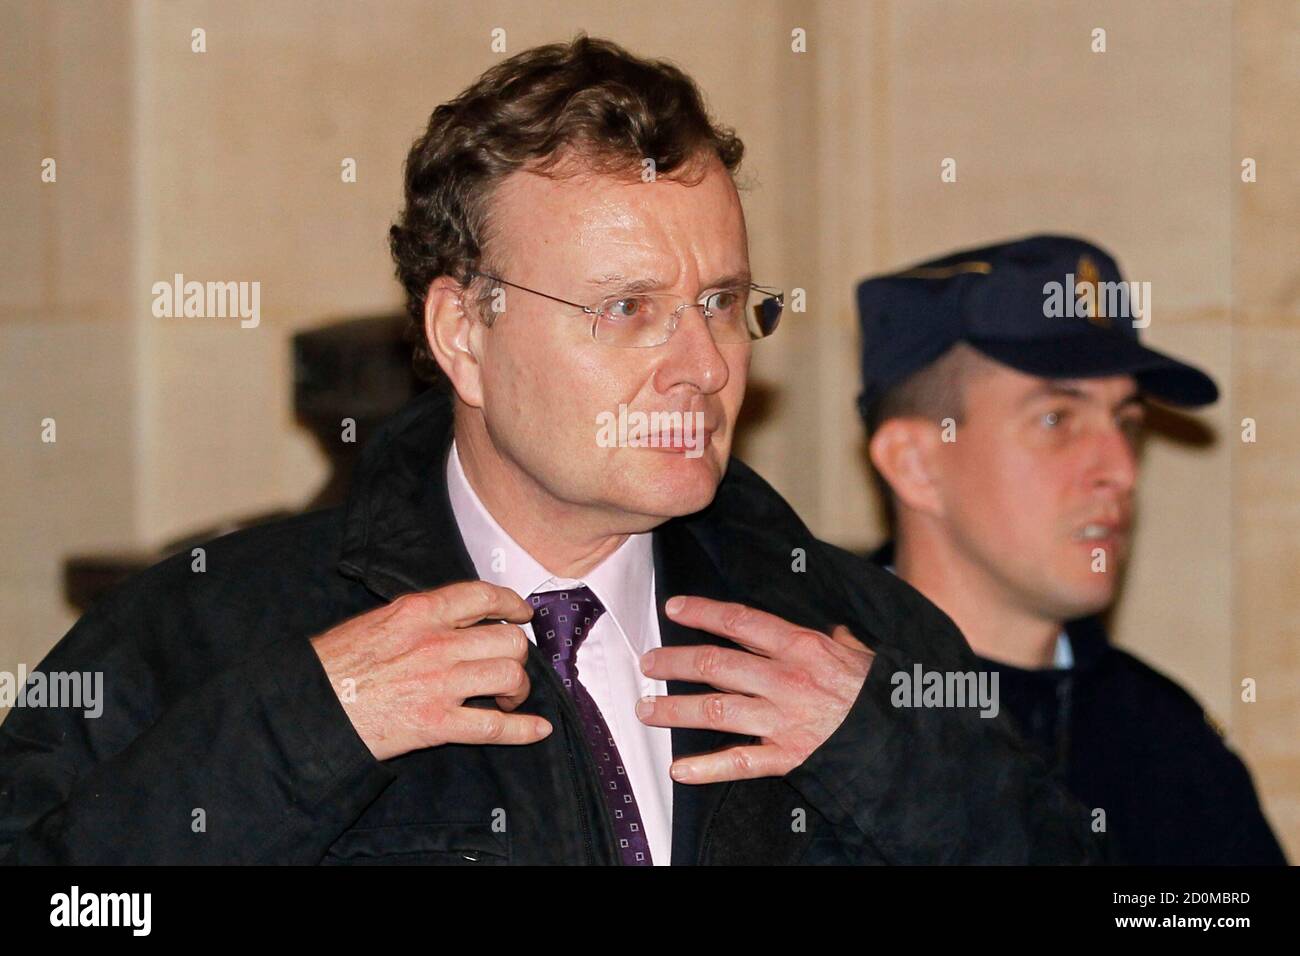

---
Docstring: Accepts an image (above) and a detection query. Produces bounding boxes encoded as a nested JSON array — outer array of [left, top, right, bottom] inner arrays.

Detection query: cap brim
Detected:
[[967, 332, 1219, 407]]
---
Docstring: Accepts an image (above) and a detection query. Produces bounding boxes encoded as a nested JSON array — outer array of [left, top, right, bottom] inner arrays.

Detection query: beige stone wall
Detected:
[[2, 0, 1295, 858], [1230, 0, 1300, 865], [1, 0, 138, 677]]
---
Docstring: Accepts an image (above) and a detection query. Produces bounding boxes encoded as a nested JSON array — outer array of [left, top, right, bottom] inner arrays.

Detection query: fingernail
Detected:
[[670, 762, 688, 782], [635, 696, 654, 719], [535, 719, 552, 737], [640, 650, 655, 673], [665, 596, 685, 614]]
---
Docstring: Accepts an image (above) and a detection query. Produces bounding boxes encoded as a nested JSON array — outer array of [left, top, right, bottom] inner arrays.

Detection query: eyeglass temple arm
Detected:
[[465, 271, 598, 314]]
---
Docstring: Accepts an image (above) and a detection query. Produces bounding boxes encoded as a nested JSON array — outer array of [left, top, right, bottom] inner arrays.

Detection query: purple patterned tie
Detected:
[[529, 586, 653, 866]]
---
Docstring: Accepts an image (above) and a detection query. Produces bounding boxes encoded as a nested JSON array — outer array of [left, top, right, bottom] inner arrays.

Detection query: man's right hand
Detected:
[[310, 580, 549, 761]]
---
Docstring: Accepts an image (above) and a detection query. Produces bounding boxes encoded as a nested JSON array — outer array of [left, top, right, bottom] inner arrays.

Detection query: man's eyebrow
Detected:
[[587, 271, 753, 295], [589, 274, 665, 294], [701, 270, 753, 291], [1021, 382, 1088, 405]]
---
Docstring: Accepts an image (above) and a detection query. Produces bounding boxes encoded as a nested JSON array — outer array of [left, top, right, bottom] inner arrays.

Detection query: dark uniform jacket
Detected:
[[869, 542, 1287, 865], [0, 389, 1103, 864]]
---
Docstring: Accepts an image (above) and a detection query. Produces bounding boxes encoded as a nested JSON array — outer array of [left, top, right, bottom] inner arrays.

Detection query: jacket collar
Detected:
[[338, 386, 476, 599]]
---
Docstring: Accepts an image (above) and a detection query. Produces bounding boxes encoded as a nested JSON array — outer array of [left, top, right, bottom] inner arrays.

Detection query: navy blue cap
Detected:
[[856, 234, 1219, 417]]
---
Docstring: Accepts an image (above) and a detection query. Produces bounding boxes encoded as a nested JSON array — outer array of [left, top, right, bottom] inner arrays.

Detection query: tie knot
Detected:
[[529, 586, 606, 662]]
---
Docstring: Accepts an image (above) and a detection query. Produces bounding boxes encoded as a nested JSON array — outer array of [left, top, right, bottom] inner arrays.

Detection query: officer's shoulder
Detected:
[[1099, 645, 1229, 741]]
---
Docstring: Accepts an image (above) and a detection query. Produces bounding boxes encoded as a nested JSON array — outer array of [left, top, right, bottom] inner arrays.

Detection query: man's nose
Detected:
[[651, 306, 731, 395], [1091, 423, 1140, 495]]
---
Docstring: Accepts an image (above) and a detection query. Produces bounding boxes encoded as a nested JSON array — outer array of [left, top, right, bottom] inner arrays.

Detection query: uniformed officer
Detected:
[[855, 234, 1287, 865]]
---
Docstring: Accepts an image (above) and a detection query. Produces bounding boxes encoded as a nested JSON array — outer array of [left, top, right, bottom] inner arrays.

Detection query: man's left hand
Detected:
[[636, 595, 875, 784]]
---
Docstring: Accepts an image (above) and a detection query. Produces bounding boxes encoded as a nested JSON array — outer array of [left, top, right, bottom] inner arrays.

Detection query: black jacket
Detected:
[[0, 389, 1103, 864], [869, 542, 1287, 865]]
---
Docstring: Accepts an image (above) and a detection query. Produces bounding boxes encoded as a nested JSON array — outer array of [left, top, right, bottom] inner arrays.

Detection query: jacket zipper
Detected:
[[528, 643, 619, 865]]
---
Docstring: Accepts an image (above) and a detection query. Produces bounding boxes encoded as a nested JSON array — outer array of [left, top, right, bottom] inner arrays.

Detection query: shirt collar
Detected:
[[446, 440, 656, 656], [1052, 631, 1074, 668]]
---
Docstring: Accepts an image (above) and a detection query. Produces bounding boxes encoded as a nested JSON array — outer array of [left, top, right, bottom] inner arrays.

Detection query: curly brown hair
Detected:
[[388, 34, 746, 382]]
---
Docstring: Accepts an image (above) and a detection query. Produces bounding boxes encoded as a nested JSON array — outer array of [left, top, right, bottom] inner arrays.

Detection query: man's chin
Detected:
[[614, 450, 726, 519], [1044, 575, 1117, 622]]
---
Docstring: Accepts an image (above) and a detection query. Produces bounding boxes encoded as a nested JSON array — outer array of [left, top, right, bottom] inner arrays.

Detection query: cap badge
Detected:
[[1076, 255, 1112, 329]]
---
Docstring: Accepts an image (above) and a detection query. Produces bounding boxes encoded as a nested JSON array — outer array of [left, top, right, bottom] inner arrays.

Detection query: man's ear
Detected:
[[424, 275, 486, 408], [868, 417, 945, 518]]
